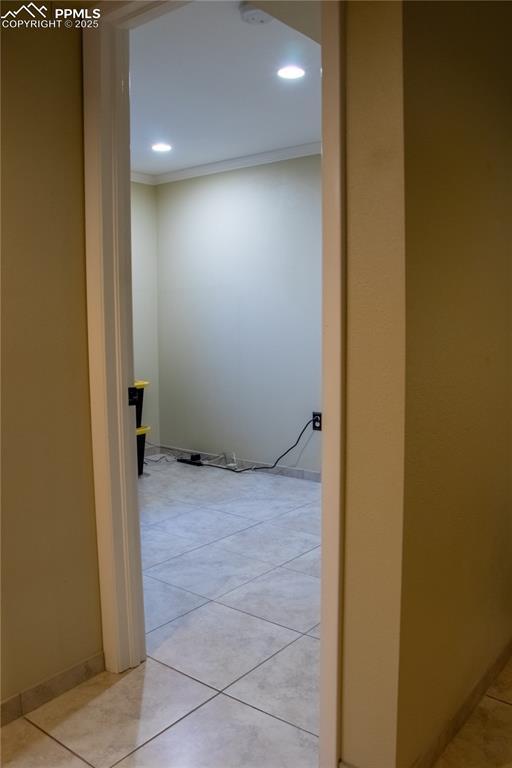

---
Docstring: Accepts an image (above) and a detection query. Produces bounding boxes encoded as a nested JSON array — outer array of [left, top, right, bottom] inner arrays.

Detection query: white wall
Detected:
[[131, 182, 160, 444], [156, 156, 322, 471]]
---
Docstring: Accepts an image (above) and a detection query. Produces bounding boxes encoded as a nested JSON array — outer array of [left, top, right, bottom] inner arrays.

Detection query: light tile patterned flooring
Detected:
[[2, 460, 322, 767], [433, 656, 512, 768], [4, 458, 510, 767]]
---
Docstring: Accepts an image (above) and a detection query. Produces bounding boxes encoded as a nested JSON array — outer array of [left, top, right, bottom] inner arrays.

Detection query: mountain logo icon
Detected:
[[1, 3, 47, 19]]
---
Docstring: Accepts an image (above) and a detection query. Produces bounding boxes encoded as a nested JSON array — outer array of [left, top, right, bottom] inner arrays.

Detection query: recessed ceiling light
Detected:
[[152, 142, 172, 152], [277, 65, 305, 80]]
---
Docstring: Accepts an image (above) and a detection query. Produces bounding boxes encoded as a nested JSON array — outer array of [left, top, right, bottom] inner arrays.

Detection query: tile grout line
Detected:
[[107, 692, 223, 768], [143, 572, 221, 602], [147, 655, 221, 694], [144, 642, 320, 742], [146, 510, 263, 529], [144, 560, 280, 606], [146, 596, 321, 646], [143, 531, 320, 582], [211, 537, 321, 573], [142, 491, 317, 529], [142, 516, 279, 571], [148, 616, 319, 702], [274, 544, 322, 573], [139, 492, 262, 523], [201, 549, 321, 603], [144, 594, 212, 635], [208, 564, 284, 600], [143, 578, 214, 604], [107, 685, 318, 768], [211, 598, 317, 636], [147, 626, 303, 696], [145, 559, 321, 639], [218, 634, 309, 694], [211, 560, 319, 608], [22, 717, 96, 768], [222, 691, 319, 739]]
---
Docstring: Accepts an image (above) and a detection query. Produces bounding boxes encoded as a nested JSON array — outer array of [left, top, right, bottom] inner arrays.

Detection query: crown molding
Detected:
[[130, 142, 321, 186], [131, 171, 156, 185]]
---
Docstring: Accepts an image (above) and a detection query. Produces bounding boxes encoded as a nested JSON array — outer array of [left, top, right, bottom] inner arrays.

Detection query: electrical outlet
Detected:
[[312, 412, 322, 431]]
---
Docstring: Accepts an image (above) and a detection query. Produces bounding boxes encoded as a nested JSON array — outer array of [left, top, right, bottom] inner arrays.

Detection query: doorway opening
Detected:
[[83, 0, 343, 764], [130, 2, 322, 763]]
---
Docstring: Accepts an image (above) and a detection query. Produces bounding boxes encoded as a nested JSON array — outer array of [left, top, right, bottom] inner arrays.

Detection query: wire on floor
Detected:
[[201, 417, 314, 474], [144, 445, 229, 467], [143, 444, 177, 466]]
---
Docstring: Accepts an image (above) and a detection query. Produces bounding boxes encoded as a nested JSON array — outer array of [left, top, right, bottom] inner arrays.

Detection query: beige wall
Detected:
[[1, 24, 102, 700], [155, 157, 322, 472], [341, 3, 512, 767], [131, 182, 160, 444], [397, 2, 512, 766], [341, 3, 406, 766]]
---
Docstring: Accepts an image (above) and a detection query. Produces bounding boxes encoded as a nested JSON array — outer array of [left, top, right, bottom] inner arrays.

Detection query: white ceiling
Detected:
[[129, 1, 321, 176]]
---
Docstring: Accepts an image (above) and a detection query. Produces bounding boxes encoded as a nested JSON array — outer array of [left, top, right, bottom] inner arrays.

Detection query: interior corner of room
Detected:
[[130, 154, 322, 476]]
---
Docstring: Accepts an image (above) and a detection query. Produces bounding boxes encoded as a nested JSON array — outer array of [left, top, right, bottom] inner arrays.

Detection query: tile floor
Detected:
[[4, 456, 509, 767], [433, 655, 512, 768], [2, 458, 322, 767]]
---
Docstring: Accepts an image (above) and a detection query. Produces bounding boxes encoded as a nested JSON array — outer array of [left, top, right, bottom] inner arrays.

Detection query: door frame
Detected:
[[82, 2, 345, 765]]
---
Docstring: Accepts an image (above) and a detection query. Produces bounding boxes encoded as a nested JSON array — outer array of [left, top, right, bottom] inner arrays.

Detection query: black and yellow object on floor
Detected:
[[133, 379, 150, 428], [133, 380, 150, 475], [136, 425, 150, 476]]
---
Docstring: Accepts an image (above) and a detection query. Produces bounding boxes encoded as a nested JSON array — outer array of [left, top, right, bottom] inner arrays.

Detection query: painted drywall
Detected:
[[1, 24, 103, 700], [341, 3, 406, 767], [131, 183, 160, 444], [155, 155, 322, 471], [397, 2, 512, 766]]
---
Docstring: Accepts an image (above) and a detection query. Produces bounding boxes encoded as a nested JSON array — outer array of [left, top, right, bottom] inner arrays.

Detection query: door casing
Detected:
[[82, 3, 345, 766]]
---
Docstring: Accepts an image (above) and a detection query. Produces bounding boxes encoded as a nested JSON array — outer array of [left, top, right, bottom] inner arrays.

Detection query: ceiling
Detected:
[[129, 1, 321, 177]]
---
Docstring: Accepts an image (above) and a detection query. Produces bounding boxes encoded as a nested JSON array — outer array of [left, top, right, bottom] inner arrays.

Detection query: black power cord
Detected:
[[202, 417, 314, 474]]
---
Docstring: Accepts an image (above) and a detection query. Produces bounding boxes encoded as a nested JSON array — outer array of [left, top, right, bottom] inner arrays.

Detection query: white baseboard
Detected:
[[148, 443, 321, 483]]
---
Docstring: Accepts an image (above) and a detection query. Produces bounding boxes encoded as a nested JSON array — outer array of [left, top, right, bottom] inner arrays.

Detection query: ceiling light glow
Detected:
[[152, 142, 172, 152], [277, 65, 305, 80]]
